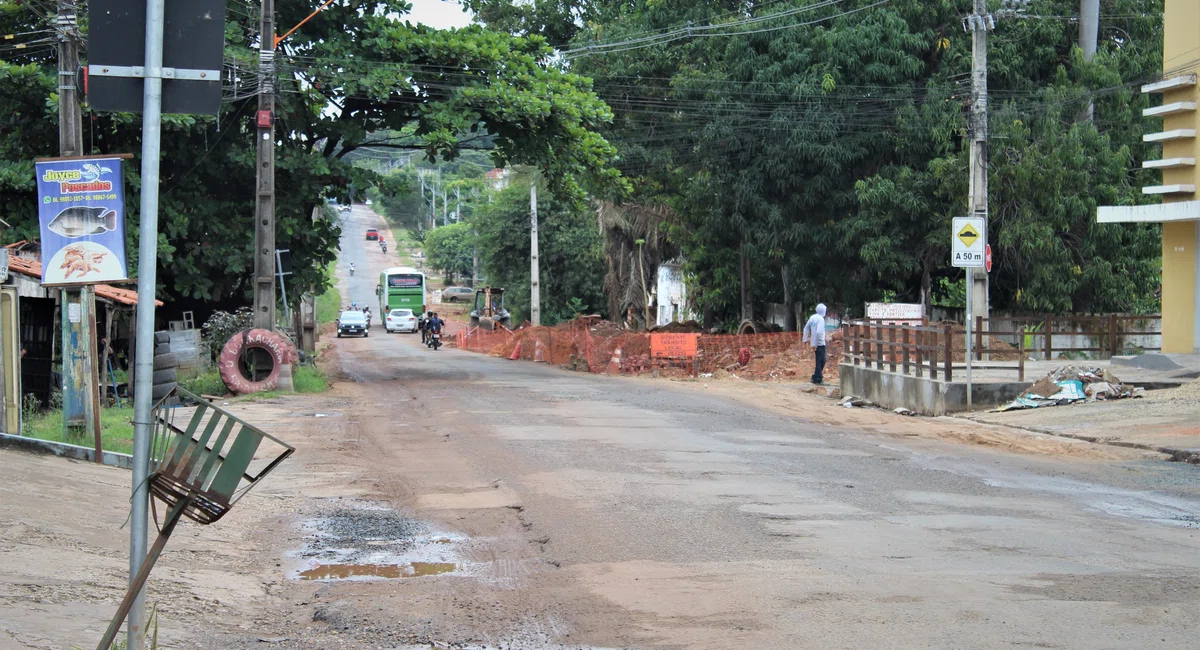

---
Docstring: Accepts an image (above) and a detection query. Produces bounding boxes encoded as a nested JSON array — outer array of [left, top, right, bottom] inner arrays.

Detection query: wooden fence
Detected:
[[842, 321, 955, 381]]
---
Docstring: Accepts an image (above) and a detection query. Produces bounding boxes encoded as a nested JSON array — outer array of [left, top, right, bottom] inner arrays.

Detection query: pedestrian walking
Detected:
[[802, 303, 828, 385]]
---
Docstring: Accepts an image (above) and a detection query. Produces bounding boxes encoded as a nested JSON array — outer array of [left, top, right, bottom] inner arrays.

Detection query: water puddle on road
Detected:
[[299, 561, 458, 581], [288, 500, 471, 582]]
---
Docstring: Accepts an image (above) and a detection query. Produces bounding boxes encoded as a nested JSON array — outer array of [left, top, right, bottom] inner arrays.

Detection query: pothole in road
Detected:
[[288, 501, 470, 582]]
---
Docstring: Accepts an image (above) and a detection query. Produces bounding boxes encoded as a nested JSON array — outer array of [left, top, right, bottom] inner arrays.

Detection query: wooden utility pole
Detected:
[[530, 181, 540, 326], [253, 0, 277, 329]]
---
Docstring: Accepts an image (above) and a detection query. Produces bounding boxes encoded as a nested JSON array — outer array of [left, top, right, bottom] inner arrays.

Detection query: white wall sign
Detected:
[[865, 302, 923, 321]]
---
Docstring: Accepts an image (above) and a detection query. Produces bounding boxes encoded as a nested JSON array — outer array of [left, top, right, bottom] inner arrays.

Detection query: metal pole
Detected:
[[530, 181, 540, 326], [253, 0, 276, 329], [966, 267, 973, 411], [968, 0, 990, 343], [128, 0, 166, 645], [275, 249, 291, 323], [442, 188, 447, 226]]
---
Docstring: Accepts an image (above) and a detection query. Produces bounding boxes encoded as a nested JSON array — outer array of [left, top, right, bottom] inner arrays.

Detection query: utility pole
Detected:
[[455, 186, 461, 222], [1079, 0, 1100, 121], [56, 0, 98, 447], [442, 188, 448, 226], [253, 0, 276, 329], [530, 181, 540, 326], [57, 1, 82, 157], [128, 0, 167, 644], [966, 0, 992, 334]]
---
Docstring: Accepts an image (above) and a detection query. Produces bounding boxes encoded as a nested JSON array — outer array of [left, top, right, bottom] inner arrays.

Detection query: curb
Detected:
[[0, 432, 133, 469], [949, 416, 1200, 465]]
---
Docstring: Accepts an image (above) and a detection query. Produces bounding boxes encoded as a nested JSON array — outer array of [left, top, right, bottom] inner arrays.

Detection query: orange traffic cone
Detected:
[[534, 339, 547, 363], [606, 347, 623, 375], [509, 341, 522, 360]]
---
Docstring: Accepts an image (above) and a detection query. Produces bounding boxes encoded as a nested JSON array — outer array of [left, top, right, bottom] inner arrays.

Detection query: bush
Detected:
[[201, 308, 254, 361]]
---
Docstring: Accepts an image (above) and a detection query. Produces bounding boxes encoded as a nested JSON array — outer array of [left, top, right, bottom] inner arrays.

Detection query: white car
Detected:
[[386, 308, 418, 333]]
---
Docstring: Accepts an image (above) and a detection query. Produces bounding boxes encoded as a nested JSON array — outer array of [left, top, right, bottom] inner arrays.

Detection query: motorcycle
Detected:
[[429, 331, 441, 351], [381, 242, 388, 253], [349, 266, 355, 277]]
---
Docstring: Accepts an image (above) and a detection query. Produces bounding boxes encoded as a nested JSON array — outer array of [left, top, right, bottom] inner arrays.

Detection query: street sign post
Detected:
[[87, 0, 228, 115], [87, 1, 230, 644], [952, 216, 986, 268], [952, 216, 987, 411]]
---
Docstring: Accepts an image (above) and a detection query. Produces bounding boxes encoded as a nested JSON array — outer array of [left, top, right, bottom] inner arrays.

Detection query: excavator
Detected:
[[469, 286, 511, 331]]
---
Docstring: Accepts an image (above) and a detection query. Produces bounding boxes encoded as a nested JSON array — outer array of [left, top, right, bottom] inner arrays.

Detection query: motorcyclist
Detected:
[[427, 312, 445, 348], [419, 311, 431, 344], [349, 262, 355, 276], [363, 306, 371, 327]]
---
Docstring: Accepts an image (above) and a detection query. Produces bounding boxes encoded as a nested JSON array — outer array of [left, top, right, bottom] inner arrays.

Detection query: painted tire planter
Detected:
[[218, 328, 293, 395]]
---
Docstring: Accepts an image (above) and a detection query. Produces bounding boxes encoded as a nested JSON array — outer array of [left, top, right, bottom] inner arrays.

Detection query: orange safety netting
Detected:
[[453, 319, 841, 382]]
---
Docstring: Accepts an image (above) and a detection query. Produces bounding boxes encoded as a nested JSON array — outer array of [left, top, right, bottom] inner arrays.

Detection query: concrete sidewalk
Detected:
[[963, 380, 1200, 463]]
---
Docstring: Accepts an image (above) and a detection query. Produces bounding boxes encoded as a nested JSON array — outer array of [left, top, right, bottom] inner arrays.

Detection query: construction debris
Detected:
[[995, 366, 1143, 412], [841, 396, 873, 408]]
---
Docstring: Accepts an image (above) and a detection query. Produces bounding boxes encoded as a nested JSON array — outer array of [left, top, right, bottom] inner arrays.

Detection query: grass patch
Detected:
[[22, 406, 135, 454], [179, 369, 227, 396], [316, 261, 342, 324], [294, 365, 329, 393]]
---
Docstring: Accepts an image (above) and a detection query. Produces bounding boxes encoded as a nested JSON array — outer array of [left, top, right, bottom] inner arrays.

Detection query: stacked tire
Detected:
[[152, 331, 178, 402]]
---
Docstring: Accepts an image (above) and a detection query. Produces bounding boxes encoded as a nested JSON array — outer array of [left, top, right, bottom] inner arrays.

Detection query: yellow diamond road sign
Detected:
[[957, 223, 980, 248], [951, 216, 985, 268]]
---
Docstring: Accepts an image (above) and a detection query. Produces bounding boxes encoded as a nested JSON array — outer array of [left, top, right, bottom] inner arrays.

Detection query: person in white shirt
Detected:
[[802, 303, 828, 384]]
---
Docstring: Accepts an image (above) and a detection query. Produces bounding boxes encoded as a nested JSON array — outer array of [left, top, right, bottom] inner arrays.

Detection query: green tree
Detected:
[[424, 222, 475, 282], [474, 176, 606, 324], [0, 1, 622, 319]]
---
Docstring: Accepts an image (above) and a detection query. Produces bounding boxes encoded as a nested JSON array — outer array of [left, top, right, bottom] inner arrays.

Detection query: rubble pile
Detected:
[[996, 366, 1143, 412]]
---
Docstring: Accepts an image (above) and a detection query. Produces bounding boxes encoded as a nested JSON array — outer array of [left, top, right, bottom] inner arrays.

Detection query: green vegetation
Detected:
[[294, 366, 330, 393], [469, 0, 1163, 321], [21, 406, 136, 455], [316, 263, 342, 324], [180, 370, 227, 397], [0, 2, 621, 310], [474, 177, 607, 324], [424, 222, 475, 283]]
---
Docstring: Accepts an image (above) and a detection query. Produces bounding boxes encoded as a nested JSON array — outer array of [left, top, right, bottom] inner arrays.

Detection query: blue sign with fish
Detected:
[[35, 156, 128, 285]]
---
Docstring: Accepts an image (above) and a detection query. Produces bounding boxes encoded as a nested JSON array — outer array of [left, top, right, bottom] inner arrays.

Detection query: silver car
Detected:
[[442, 286, 475, 302]]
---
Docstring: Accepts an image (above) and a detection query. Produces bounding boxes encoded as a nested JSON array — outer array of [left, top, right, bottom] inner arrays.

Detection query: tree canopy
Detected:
[[474, 0, 1165, 323], [0, 1, 623, 319]]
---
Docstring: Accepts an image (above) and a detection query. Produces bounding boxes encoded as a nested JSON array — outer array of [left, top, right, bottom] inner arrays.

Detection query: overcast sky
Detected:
[[406, 0, 474, 30]]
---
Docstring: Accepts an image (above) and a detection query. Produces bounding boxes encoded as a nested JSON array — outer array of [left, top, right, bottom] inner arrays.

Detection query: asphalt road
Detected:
[[320, 205, 1200, 648]]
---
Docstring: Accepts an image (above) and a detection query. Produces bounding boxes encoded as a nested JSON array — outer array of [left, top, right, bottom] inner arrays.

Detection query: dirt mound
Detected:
[[650, 320, 705, 334]]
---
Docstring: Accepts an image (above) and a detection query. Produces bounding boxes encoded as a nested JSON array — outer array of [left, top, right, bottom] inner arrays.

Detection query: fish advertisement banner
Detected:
[[35, 156, 128, 285]]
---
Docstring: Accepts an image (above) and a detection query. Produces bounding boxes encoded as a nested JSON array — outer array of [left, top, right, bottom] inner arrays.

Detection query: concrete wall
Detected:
[[839, 364, 1028, 416]]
